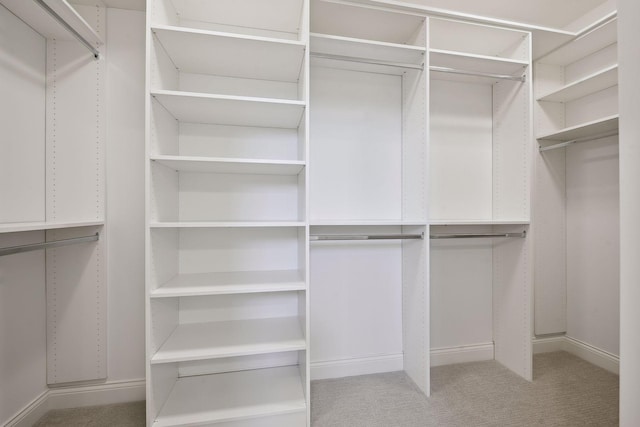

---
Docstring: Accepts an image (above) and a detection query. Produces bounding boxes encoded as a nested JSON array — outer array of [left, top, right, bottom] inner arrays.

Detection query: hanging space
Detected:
[[308, 0, 430, 394], [428, 17, 533, 379], [534, 14, 619, 368], [146, 0, 310, 425]]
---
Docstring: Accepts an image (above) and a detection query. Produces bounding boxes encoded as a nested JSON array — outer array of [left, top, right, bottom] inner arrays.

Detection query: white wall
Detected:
[[618, 0, 640, 423], [106, 8, 146, 382], [565, 138, 620, 356], [0, 5, 48, 424]]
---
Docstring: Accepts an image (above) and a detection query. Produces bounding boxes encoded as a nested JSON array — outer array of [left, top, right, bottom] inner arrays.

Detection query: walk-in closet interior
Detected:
[[0, 0, 631, 426]]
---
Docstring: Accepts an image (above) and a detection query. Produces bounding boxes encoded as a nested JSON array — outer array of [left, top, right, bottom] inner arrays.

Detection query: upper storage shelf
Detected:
[[151, 26, 306, 82], [0, 0, 102, 57], [537, 115, 619, 142], [151, 0, 305, 41], [538, 17, 617, 66], [537, 65, 618, 103], [430, 49, 528, 79]]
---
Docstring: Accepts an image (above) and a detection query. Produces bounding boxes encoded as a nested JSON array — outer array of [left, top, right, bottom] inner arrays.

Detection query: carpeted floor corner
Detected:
[[34, 352, 618, 426]]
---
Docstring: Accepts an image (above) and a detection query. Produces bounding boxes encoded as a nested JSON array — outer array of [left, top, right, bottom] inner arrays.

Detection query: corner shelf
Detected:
[[150, 270, 306, 298], [154, 366, 306, 427], [151, 25, 306, 82], [151, 90, 305, 128], [537, 115, 619, 142], [151, 316, 306, 364], [151, 155, 305, 176], [537, 65, 618, 103], [430, 49, 528, 77], [0, 220, 105, 234]]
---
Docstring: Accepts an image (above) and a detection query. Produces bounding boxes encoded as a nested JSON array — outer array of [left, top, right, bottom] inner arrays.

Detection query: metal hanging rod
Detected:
[[310, 233, 424, 241], [430, 66, 526, 82], [33, 0, 101, 59], [430, 231, 526, 240], [310, 52, 424, 70], [539, 130, 619, 152], [0, 233, 99, 257]]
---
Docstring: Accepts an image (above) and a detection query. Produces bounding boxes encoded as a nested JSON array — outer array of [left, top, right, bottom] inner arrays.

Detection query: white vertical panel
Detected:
[[493, 226, 532, 381], [429, 79, 493, 221], [106, 8, 146, 382], [46, 225, 106, 384], [310, 67, 402, 221], [0, 232, 47, 424], [565, 138, 619, 355], [618, 0, 640, 422], [0, 5, 45, 224], [46, 5, 105, 223], [533, 149, 567, 335]]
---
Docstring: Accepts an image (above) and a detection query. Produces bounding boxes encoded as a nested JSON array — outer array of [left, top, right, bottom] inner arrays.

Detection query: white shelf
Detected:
[[430, 49, 528, 78], [151, 155, 305, 176], [0, 0, 102, 46], [310, 33, 425, 66], [0, 220, 105, 234], [537, 115, 619, 142], [150, 221, 305, 228], [150, 90, 305, 129], [151, 316, 305, 364], [430, 220, 531, 226], [154, 366, 306, 427], [151, 270, 306, 298], [152, 25, 306, 82], [537, 65, 618, 103], [539, 18, 617, 66], [310, 220, 427, 226]]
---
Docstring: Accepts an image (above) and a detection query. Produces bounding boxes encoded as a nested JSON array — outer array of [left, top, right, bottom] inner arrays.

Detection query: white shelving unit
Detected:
[[428, 16, 533, 381], [0, 0, 107, 387], [146, 0, 310, 425]]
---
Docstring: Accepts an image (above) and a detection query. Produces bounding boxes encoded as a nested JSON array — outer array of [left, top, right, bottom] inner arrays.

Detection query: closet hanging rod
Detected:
[[310, 52, 424, 70], [539, 130, 619, 152], [33, 0, 100, 59], [0, 233, 99, 257], [430, 231, 526, 239], [310, 233, 424, 241], [430, 66, 526, 82]]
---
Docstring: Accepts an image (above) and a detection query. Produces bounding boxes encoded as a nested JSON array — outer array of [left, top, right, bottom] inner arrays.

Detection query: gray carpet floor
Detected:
[[34, 352, 618, 426]]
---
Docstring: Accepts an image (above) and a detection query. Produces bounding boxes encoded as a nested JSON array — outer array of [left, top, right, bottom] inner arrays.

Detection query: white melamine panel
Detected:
[[534, 149, 567, 335], [154, 366, 306, 427], [151, 221, 306, 228], [430, 49, 527, 77], [178, 72, 299, 101], [430, 220, 530, 226], [537, 115, 619, 142], [539, 18, 617, 66], [566, 138, 619, 355], [46, 225, 106, 384], [430, 231, 493, 349], [151, 270, 305, 298], [151, 90, 305, 128], [310, 227, 403, 364], [429, 79, 493, 221], [0, 220, 104, 234], [46, 6, 105, 224], [310, 67, 402, 221], [311, 1, 425, 46], [177, 352, 301, 378], [564, 86, 618, 129], [537, 65, 618, 102], [155, 0, 305, 39], [106, 8, 146, 382], [152, 26, 305, 82], [178, 123, 300, 161], [564, 44, 617, 84], [0, 6, 45, 224], [311, 33, 425, 65], [151, 156, 304, 176], [429, 18, 529, 61], [492, 225, 532, 381], [151, 316, 305, 363], [0, 232, 46, 425], [493, 78, 531, 221]]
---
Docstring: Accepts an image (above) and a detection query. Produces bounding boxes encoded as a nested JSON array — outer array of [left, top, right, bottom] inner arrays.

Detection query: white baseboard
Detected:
[[533, 335, 619, 374], [430, 343, 494, 367], [5, 379, 145, 427], [311, 354, 404, 380]]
